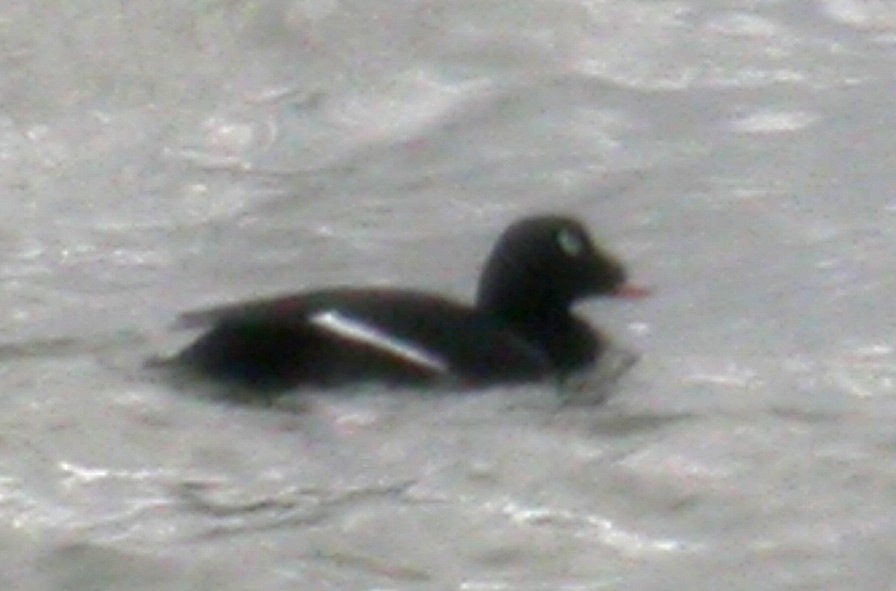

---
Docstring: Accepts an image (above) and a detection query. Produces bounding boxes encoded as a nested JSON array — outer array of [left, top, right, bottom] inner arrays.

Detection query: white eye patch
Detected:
[[556, 228, 585, 257]]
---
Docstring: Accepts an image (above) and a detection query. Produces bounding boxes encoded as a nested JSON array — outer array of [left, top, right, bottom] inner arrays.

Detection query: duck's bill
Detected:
[[613, 284, 653, 299]]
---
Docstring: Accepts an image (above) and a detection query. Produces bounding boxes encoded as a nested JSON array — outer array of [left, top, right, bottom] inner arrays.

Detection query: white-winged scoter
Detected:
[[157, 215, 648, 391]]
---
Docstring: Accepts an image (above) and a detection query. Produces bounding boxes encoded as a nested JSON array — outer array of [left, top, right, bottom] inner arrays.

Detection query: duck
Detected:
[[155, 214, 648, 391]]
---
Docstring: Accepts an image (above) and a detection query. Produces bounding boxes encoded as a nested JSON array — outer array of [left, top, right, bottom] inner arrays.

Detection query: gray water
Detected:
[[2, 1, 896, 589]]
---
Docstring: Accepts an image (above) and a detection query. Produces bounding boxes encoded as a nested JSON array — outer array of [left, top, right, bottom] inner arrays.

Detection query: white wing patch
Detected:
[[309, 310, 449, 374]]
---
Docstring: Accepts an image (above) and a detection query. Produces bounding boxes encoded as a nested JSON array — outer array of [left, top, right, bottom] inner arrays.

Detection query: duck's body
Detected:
[[158, 215, 646, 391], [173, 289, 555, 389]]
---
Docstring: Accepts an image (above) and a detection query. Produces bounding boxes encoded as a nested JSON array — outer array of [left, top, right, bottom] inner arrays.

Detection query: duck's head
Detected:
[[476, 215, 647, 321]]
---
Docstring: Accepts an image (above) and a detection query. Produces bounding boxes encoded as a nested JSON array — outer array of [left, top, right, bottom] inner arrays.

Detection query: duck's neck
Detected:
[[479, 291, 571, 327], [477, 253, 571, 325], [476, 250, 600, 371], [504, 306, 598, 373], [480, 291, 597, 371]]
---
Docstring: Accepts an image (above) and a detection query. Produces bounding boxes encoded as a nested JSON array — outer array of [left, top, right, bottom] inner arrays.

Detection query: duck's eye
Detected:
[[556, 228, 584, 257]]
